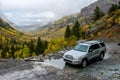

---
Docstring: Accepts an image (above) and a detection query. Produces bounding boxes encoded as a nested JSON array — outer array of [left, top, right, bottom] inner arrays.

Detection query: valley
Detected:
[[0, 0, 120, 80], [0, 0, 120, 61], [27, 0, 120, 42]]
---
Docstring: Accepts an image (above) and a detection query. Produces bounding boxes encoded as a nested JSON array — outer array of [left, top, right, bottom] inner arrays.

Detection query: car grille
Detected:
[[65, 55, 73, 60], [64, 59, 72, 63]]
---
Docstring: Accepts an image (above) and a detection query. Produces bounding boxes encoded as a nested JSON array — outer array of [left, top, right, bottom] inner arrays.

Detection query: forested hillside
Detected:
[[35, 1, 120, 53], [0, 18, 48, 59], [29, 0, 119, 40]]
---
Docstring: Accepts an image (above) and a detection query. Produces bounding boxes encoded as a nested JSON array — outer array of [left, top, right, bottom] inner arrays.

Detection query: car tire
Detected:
[[99, 53, 104, 60], [81, 59, 87, 68]]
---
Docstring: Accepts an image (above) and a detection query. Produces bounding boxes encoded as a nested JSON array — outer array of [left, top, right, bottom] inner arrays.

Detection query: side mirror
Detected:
[[118, 43, 120, 46], [89, 49, 93, 52]]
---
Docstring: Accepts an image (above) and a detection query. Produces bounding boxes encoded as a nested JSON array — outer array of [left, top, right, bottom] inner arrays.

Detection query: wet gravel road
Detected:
[[0, 43, 120, 80]]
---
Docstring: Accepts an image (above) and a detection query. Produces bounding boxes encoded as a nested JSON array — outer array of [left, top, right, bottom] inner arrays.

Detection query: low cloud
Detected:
[[0, 0, 97, 26]]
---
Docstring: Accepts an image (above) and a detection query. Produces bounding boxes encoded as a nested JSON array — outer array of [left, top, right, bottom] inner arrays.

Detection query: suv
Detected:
[[63, 40, 106, 67]]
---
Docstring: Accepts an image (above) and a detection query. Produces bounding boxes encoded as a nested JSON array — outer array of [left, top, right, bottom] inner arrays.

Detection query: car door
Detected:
[[88, 45, 95, 60], [88, 44, 100, 60], [92, 44, 100, 58]]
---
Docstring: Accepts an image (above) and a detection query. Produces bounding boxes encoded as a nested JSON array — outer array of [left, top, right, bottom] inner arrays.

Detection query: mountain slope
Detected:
[[80, 0, 119, 16], [27, 14, 79, 40], [0, 18, 29, 42], [89, 10, 120, 42], [28, 0, 120, 41]]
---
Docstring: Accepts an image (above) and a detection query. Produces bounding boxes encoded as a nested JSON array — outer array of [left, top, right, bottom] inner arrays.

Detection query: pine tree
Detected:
[[108, 4, 118, 13], [4, 45, 9, 53], [42, 40, 48, 53], [1, 50, 5, 58], [118, 1, 120, 9], [64, 25, 71, 39], [71, 21, 80, 40], [35, 37, 43, 55], [11, 45, 15, 58], [0, 43, 3, 49], [93, 6, 104, 21], [28, 40, 34, 56], [101, 11, 105, 17]]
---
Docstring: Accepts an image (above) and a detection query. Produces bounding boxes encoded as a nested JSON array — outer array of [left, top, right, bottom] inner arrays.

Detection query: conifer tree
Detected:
[[101, 11, 105, 17], [108, 4, 118, 13], [1, 51, 5, 58], [35, 37, 43, 55], [71, 21, 80, 40], [0, 43, 3, 49], [64, 25, 71, 39], [93, 6, 104, 21], [4, 45, 9, 54], [118, 1, 120, 9], [11, 45, 15, 58], [28, 40, 34, 56]]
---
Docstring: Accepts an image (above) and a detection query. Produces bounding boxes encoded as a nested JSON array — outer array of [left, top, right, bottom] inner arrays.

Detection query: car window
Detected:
[[94, 44, 100, 49], [100, 43, 105, 47], [89, 44, 100, 52], [73, 44, 89, 52], [89, 45, 94, 52]]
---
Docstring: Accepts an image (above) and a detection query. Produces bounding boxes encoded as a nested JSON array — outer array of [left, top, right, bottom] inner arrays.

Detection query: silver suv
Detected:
[[63, 40, 106, 67]]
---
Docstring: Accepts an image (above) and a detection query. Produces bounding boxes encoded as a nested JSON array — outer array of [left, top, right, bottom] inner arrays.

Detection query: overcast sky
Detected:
[[0, 0, 97, 27]]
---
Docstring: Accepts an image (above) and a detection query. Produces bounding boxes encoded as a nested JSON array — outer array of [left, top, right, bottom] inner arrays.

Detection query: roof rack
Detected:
[[80, 40, 87, 43], [77, 40, 87, 43]]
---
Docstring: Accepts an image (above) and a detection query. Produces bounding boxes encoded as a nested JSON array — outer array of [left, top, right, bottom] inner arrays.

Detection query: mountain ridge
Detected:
[[28, 0, 120, 42], [80, 0, 119, 16]]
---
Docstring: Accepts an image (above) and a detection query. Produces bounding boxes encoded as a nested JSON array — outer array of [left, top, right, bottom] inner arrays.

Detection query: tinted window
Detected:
[[100, 43, 105, 47], [89, 44, 100, 51], [89, 45, 94, 52], [89, 45, 94, 50], [94, 44, 100, 49]]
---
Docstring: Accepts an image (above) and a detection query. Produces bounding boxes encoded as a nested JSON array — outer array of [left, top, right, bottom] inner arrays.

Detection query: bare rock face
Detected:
[[80, 0, 119, 16]]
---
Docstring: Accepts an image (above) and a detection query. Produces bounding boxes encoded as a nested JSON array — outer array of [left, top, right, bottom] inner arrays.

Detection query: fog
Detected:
[[0, 0, 97, 26]]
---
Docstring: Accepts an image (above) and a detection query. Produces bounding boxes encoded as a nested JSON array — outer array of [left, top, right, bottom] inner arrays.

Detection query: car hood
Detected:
[[64, 49, 87, 58]]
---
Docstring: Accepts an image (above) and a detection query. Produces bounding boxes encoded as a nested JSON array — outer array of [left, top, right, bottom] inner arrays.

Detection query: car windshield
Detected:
[[73, 44, 88, 52]]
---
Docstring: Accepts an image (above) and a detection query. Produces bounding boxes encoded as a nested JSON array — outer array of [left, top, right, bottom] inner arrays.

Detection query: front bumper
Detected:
[[64, 58, 81, 65]]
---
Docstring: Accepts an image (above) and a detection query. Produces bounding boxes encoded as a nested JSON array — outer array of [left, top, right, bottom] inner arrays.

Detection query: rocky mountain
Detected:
[[90, 10, 120, 42], [80, 0, 119, 16], [40, 0, 119, 29], [27, 0, 120, 42]]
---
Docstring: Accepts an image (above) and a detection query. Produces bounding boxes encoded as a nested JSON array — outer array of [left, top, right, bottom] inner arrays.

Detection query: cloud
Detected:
[[0, 0, 97, 26], [4, 11, 55, 26], [0, 0, 97, 12]]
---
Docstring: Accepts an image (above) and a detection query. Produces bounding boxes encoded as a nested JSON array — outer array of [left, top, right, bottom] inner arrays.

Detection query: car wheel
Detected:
[[81, 59, 87, 68], [99, 53, 104, 60]]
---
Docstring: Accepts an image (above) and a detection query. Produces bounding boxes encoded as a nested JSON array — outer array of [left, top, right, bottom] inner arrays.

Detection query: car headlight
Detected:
[[74, 56, 81, 60]]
